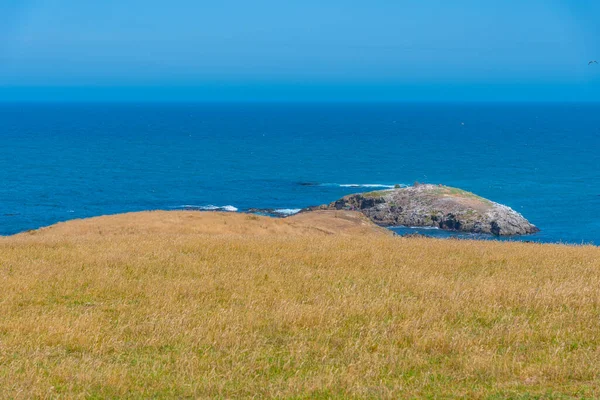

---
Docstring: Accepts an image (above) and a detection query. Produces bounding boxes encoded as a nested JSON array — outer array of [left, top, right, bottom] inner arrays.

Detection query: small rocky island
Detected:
[[304, 184, 538, 236]]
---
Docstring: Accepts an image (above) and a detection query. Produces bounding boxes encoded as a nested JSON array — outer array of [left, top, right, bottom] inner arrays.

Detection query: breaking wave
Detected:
[[338, 184, 398, 188], [174, 205, 239, 212], [299, 182, 406, 189], [273, 208, 302, 215]]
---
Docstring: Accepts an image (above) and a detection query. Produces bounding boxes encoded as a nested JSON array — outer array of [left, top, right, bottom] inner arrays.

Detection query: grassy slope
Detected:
[[1, 211, 599, 399]]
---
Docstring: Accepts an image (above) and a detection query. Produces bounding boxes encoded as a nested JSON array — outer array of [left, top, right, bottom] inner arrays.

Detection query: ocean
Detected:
[[1, 102, 599, 244]]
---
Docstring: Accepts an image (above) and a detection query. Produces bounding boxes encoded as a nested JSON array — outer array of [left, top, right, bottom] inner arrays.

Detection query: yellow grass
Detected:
[[0, 211, 599, 399]]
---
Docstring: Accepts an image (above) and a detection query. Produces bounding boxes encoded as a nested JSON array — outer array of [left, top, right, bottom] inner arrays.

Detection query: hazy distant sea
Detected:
[[1, 102, 599, 244]]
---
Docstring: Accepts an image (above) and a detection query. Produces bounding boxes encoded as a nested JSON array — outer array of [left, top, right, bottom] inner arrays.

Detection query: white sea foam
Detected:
[[301, 182, 406, 189], [338, 184, 397, 188], [273, 208, 301, 215], [176, 205, 238, 212], [390, 225, 440, 230]]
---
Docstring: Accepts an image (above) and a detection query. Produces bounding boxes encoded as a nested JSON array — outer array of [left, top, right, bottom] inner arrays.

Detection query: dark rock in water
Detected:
[[298, 182, 319, 186], [246, 208, 301, 218], [246, 208, 282, 217], [304, 184, 539, 236], [401, 232, 427, 238]]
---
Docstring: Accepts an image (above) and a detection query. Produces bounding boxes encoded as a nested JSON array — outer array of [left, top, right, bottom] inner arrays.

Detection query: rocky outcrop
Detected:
[[305, 184, 538, 236]]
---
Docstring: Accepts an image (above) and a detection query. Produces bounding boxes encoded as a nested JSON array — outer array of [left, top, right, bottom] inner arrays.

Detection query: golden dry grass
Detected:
[[1, 211, 599, 399]]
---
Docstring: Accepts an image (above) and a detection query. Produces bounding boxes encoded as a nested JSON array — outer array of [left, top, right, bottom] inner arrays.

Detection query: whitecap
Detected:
[[338, 183, 401, 189], [174, 204, 238, 212], [299, 182, 406, 189], [273, 208, 301, 215]]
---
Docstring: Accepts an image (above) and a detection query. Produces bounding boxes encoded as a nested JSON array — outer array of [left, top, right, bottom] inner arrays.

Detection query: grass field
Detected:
[[1, 211, 599, 399]]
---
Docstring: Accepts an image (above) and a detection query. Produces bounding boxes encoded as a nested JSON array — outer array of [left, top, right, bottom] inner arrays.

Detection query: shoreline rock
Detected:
[[303, 184, 539, 236]]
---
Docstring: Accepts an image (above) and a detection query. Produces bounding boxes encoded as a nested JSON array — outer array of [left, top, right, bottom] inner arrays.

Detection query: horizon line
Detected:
[[1, 99, 600, 105]]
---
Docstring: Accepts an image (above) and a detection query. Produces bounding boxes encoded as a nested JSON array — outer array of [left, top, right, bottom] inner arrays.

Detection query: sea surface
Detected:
[[1, 102, 599, 244]]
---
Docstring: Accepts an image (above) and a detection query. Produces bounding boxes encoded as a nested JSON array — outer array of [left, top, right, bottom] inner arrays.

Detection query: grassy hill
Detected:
[[1, 211, 599, 398]]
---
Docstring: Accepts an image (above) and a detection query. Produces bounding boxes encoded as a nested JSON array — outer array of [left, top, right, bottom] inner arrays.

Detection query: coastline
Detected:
[[2, 208, 595, 247], [1, 184, 595, 245]]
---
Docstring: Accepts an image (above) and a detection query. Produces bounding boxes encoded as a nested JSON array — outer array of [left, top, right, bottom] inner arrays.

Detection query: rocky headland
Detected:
[[304, 184, 538, 236]]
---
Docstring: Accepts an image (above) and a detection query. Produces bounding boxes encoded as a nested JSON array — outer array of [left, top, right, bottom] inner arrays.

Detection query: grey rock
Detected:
[[305, 184, 538, 236]]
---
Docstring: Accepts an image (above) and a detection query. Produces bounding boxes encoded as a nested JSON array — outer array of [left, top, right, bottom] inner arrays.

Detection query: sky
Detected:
[[1, 0, 599, 102]]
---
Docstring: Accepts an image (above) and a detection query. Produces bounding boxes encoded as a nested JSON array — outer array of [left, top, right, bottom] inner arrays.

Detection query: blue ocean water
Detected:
[[1, 103, 599, 244]]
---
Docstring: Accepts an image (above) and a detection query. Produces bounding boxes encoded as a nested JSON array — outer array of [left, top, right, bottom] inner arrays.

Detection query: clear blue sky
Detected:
[[1, 0, 599, 102]]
